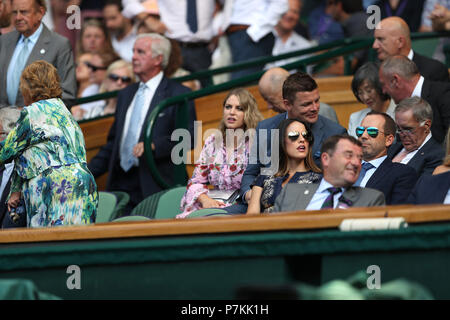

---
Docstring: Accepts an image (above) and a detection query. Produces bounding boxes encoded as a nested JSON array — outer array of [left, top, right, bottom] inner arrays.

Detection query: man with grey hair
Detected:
[[0, 107, 26, 228], [388, 97, 444, 177], [88, 33, 197, 213], [379, 55, 450, 143]]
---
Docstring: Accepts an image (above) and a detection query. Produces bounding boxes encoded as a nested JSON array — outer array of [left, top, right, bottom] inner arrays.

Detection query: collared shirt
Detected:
[[444, 188, 450, 205], [359, 155, 387, 187], [112, 26, 137, 62], [411, 75, 425, 98], [228, 0, 288, 42], [158, 0, 216, 42], [407, 49, 414, 60], [6, 23, 44, 101], [397, 132, 432, 165], [265, 31, 313, 69], [120, 72, 163, 151], [0, 162, 14, 200], [306, 178, 346, 210]]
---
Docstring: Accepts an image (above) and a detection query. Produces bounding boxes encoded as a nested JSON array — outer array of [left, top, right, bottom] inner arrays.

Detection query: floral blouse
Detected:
[[252, 171, 322, 213], [178, 134, 249, 218]]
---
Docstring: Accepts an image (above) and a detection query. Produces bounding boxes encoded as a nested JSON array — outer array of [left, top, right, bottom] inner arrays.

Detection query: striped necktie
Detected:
[[321, 187, 342, 209]]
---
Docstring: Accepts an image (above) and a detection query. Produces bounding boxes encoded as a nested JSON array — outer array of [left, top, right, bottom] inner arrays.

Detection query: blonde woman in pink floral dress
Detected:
[[177, 88, 264, 218]]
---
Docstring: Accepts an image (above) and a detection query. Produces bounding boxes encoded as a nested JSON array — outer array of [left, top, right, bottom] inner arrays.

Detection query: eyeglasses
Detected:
[[396, 122, 426, 136], [84, 61, 107, 72], [355, 126, 385, 138], [108, 74, 132, 83], [287, 130, 312, 142]]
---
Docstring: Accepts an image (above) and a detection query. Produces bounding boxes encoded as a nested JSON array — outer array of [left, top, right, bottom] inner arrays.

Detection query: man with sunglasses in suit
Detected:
[[388, 97, 444, 177], [0, 0, 76, 108], [355, 111, 417, 205], [274, 135, 385, 212]]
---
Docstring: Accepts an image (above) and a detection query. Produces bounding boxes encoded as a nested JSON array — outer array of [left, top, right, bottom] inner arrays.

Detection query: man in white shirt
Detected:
[[387, 97, 444, 177], [355, 111, 418, 204], [274, 134, 385, 212], [104, 0, 137, 62], [379, 55, 450, 144]]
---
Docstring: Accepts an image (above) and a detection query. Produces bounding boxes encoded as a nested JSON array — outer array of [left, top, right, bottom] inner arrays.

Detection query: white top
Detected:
[[359, 156, 387, 187], [225, 0, 288, 42], [397, 132, 432, 165], [112, 26, 137, 62], [306, 178, 346, 210], [348, 99, 396, 138], [158, 0, 216, 42], [79, 84, 104, 112], [120, 72, 163, 151], [265, 31, 312, 69]]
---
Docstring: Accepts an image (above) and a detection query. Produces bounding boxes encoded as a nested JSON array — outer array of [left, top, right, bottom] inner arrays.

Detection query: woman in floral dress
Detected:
[[177, 88, 264, 218], [247, 118, 322, 214], [0, 61, 98, 227]]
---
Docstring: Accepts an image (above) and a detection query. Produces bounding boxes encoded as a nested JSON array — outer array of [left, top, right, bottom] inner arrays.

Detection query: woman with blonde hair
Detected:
[[0, 60, 98, 227], [177, 88, 264, 218], [247, 118, 322, 214]]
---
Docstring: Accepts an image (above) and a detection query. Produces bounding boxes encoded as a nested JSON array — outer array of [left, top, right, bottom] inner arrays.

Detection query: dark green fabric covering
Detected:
[[0, 279, 61, 300]]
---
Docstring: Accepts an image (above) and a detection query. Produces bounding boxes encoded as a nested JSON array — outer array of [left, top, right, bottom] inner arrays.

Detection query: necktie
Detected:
[[354, 162, 375, 186], [321, 187, 342, 209], [392, 149, 409, 163], [186, 0, 198, 33], [120, 83, 147, 172], [7, 38, 30, 105]]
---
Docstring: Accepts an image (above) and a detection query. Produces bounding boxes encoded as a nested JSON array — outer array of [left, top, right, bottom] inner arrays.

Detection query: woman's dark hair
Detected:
[[351, 61, 390, 103], [275, 118, 321, 177]]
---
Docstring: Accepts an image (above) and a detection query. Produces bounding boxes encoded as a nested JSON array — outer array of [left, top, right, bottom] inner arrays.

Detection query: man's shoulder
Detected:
[[316, 115, 346, 133], [257, 113, 285, 129]]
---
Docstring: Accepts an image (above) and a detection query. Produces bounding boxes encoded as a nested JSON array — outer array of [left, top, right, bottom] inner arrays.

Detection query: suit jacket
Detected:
[[88, 76, 196, 199], [0, 24, 76, 107], [420, 79, 450, 143], [387, 138, 444, 177], [239, 113, 347, 199], [407, 171, 450, 204], [273, 183, 386, 212], [413, 51, 449, 83], [365, 158, 418, 205]]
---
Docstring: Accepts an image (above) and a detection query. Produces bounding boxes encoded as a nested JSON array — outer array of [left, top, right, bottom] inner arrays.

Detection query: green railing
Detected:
[[76, 31, 450, 188]]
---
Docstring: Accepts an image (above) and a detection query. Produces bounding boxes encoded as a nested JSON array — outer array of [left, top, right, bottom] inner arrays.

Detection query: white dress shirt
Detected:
[[227, 0, 288, 42], [411, 75, 425, 99], [444, 189, 450, 205], [359, 156, 387, 187], [397, 132, 432, 165], [265, 31, 312, 69], [306, 178, 346, 210], [158, 0, 216, 42], [0, 162, 14, 200], [120, 72, 163, 152]]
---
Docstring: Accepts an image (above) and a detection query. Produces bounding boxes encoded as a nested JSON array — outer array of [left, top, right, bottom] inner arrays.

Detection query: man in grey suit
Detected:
[[0, 0, 76, 107], [274, 135, 385, 212]]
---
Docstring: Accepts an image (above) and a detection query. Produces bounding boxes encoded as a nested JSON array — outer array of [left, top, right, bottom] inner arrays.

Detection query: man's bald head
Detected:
[[373, 17, 411, 61], [258, 67, 290, 113]]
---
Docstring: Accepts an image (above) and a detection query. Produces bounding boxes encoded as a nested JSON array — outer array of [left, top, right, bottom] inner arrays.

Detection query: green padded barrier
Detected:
[[111, 215, 151, 222], [109, 191, 130, 220], [187, 208, 229, 218], [0, 279, 61, 300], [130, 189, 167, 218], [154, 186, 187, 219], [95, 192, 117, 223]]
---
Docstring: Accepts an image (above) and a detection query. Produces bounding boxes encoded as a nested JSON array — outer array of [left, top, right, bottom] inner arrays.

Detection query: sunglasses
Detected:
[[84, 61, 107, 72], [355, 126, 384, 138], [108, 74, 132, 83], [287, 130, 312, 142]]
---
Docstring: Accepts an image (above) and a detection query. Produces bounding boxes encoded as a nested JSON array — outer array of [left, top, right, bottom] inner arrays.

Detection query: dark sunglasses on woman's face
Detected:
[[288, 130, 312, 142], [108, 73, 132, 83], [84, 61, 107, 72], [355, 126, 384, 138]]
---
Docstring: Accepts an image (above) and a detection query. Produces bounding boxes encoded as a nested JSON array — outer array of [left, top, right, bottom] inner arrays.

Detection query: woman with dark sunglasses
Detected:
[[247, 118, 322, 214]]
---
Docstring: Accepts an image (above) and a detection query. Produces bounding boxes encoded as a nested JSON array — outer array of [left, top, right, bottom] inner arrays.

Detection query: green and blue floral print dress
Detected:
[[0, 98, 98, 227]]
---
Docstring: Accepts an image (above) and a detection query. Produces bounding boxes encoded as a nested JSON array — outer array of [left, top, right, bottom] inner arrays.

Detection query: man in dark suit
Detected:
[[0, 0, 76, 107], [379, 55, 450, 143], [355, 111, 417, 204], [274, 135, 385, 212], [88, 33, 196, 213], [237, 71, 347, 210], [387, 97, 444, 177], [373, 17, 449, 82], [407, 171, 450, 205]]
